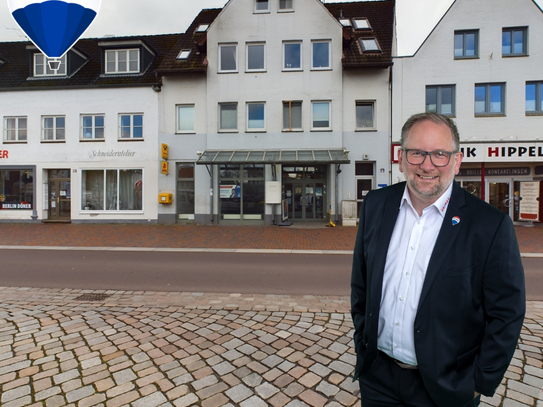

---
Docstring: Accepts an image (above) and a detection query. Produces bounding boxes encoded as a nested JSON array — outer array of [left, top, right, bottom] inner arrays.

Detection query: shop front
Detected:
[[0, 165, 37, 220]]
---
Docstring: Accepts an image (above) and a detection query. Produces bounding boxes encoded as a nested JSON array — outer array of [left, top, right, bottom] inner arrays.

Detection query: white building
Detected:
[[157, 0, 395, 225], [0, 35, 178, 223], [392, 0, 543, 222]]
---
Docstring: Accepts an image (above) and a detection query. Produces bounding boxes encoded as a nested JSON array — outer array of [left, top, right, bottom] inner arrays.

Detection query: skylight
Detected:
[[177, 49, 191, 60], [353, 18, 371, 30], [340, 19, 351, 27], [196, 24, 209, 32], [360, 38, 381, 52]]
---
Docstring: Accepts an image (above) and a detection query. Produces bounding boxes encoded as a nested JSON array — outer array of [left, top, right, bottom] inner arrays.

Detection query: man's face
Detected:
[[399, 120, 463, 204]]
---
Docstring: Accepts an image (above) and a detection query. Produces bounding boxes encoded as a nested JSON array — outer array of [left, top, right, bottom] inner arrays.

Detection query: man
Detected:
[[351, 113, 525, 407]]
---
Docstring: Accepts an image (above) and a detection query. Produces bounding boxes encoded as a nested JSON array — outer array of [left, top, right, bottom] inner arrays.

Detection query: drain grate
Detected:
[[74, 293, 112, 302]]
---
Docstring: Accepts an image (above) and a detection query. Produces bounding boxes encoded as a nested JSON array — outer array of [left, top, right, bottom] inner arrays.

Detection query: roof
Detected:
[[0, 33, 180, 90]]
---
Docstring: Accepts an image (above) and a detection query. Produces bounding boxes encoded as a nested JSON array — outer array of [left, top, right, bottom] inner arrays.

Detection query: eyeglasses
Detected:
[[402, 149, 458, 167]]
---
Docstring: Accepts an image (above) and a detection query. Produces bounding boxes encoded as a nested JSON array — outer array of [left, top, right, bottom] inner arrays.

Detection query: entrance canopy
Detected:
[[196, 149, 350, 165]]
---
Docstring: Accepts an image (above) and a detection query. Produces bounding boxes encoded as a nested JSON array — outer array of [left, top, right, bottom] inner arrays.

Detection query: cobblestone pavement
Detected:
[[0, 287, 541, 407]]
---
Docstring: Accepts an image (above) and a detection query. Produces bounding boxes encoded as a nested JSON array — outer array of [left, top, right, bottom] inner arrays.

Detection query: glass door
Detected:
[[48, 179, 71, 221], [488, 181, 511, 216]]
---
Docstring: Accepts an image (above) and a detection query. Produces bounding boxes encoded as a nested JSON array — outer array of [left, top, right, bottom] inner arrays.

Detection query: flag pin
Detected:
[[452, 216, 460, 226]]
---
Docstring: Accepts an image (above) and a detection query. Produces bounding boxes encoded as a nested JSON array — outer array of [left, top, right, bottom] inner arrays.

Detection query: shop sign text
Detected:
[[0, 150, 8, 159], [459, 143, 543, 162], [89, 150, 136, 159]]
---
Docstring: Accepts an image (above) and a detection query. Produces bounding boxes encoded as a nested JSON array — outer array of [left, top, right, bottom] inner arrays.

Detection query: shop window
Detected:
[[34, 53, 66, 76], [81, 114, 105, 140], [220, 164, 264, 221], [119, 113, 143, 139], [475, 83, 505, 115], [283, 42, 302, 70], [177, 163, 195, 221], [177, 105, 195, 133], [311, 101, 331, 130], [4, 116, 27, 142], [42, 116, 65, 141], [81, 169, 142, 211], [247, 43, 265, 71], [502, 27, 527, 56], [356, 101, 375, 130], [355, 162, 374, 216], [312, 41, 330, 69], [219, 44, 238, 72], [454, 30, 478, 58], [526, 81, 543, 114], [105, 49, 140, 74], [426, 85, 455, 116], [0, 169, 33, 210], [283, 101, 302, 131]]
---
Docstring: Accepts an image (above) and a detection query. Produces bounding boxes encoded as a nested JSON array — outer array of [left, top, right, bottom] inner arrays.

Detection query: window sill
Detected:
[[175, 131, 196, 134], [310, 68, 332, 71], [502, 54, 528, 58], [282, 69, 303, 72], [218, 71, 239, 74], [454, 56, 479, 60], [474, 113, 506, 118], [355, 128, 377, 132], [282, 129, 303, 133], [310, 129, 332, 132], [526, 112, 543, 116], [253, 10, 270, 14], [118, 138, 144, 141], [80, 138, 105, 142], [3, 140, 27, 144], [41, 140, 65, 143], [218, 130, 239, 133], [278, 9, 294, 13], [246, 70, 267, 73], [246, 130, 266, 133]]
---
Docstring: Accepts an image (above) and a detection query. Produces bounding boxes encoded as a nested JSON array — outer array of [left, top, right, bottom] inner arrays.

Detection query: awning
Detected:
[[196, 149, 350, 165]]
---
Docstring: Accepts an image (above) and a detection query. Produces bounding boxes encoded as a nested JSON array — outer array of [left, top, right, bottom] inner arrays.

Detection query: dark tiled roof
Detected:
[[157, 8, 222, 75], [324, 0, 394, 68], [0, 33, 180, 90]]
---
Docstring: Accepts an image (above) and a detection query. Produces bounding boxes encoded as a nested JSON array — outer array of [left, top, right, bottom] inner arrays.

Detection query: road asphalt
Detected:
[[0, 222, 541, 407]]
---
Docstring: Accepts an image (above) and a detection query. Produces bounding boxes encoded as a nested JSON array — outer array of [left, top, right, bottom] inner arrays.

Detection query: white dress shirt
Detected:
[[377, 183, 453, 365]]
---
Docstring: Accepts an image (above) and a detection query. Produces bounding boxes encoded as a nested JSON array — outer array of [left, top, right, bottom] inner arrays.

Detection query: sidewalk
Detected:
[[0, 223, 541, 407]]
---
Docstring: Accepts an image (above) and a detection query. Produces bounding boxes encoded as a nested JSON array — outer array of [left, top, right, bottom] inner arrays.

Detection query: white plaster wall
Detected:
[[1, 87, 160, 221], [393, 0, 543, 143]]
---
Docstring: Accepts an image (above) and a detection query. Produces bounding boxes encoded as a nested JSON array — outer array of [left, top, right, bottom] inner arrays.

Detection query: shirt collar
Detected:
[[400, 182, 454, 218]]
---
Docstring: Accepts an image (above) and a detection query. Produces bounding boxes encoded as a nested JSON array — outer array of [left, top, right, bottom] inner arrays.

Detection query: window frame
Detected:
[[425, 85, 456, 117], [246, 42, 266, 72], [311, 40, 331, 70], [176, 104, 195, 133], [177, 49, 191, 60], [118, 113, 144, 140], [34, 53, 66, 77], [526, 81, 543, 114], [355, 101, 375, 131], [80, 114, 105, 141], [283, 41, 302, 71], [4, 116, 27, 142], [502, 27, 528, 57], [474, 83, 505, 116], [246, 102, 266, 132], [219, 103, 238, 132], [218, 43, 238, 73], [311, 101, 331, 131], [359, 38, 381, 53], [254, 0, 269, 12], [283, 101, 302, 132], [454, 30, 479, 59], [279, 0, 294, 11], [353, 18, 371, 30], [105, 49, 140, 74], [41, 115, 65, 142]]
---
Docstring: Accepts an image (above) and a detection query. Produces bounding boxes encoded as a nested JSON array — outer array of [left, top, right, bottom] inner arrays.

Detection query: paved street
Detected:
[[0, 223, 541, 406]]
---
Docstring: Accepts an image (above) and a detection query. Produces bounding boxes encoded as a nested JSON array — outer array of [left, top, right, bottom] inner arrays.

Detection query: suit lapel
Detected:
[[417, 183, 467, 311]]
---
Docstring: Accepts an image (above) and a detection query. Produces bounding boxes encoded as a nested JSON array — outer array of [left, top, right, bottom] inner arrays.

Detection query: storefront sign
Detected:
[[519, 182, 540, 221], [89, 150, 136, 159], [460, 143, 543, 163], [457, 167, 531, 177], [0, 150, 8, 159]]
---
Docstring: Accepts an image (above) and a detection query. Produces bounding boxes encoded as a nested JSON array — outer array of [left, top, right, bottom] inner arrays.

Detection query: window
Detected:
[[247, 102, 265, 131], [119, 114, 143, 139], [247, 43, 265, 71], [220, 103, 238, 131], [81, 115, 104, 140], [312, 41, 330, 69], [196, 24, 209, 33], [42, 116, 65, 141], [426, 85, 455, 116], [359, 38, 381, 53], [105, 49, 140, 74], [0, 169, 33, 210], [353, 18, 371, 30], [81, 169, 142, 211], [4, 117, 27, 142], [219, 44, 237, 72], [454, 30, 478, 58], [339, 19, 351, 27], [177, 105, 195, 132], [34, 54, 66, 76], [283, 42, 302, 70], [503, 27, 527, 56], [279, 0, 293, 10], [255, 0, 269, 12], [312, 101, 331, 130], [283, 101, 302, 131], [356, 102, 375, 129], [177, 49, 191, 60], [177, 164, 195, 220], [526, 81, 543, 113], [475, 83, 505, 115]]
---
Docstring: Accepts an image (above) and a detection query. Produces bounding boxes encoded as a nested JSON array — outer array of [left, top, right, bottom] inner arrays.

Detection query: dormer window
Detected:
[[353, 18, 371, 30], [255, 0, 269, 12], [34, 54, 66, 76], [177, 49, 191, 60], [360, 38, 381, 53], [196, 24, 209, 33], [105, 49, 140, 74]]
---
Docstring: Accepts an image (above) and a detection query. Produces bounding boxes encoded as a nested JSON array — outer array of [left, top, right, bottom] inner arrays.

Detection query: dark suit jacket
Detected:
[[351, 181, 525, 407]]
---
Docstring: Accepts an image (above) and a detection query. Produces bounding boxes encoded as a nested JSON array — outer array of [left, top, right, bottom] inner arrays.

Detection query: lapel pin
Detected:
[[452, 216, 460, 226]]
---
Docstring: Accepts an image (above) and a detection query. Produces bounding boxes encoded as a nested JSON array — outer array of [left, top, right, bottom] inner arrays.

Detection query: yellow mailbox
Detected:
[[158, 193, 173, 204]]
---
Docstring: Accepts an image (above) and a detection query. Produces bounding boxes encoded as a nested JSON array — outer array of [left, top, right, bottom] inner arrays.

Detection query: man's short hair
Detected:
[[400, 113, 460, 152]]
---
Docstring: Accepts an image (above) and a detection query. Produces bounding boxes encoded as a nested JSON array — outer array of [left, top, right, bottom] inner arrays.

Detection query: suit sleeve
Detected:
[[475, 215, 526, 396]]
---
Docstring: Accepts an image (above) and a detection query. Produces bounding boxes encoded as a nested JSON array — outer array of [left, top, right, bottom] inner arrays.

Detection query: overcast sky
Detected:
[[1, 0, 542, 56]]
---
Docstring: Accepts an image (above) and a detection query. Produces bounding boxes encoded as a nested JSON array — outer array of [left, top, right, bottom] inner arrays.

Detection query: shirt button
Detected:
[[394, 345, 398, 349], [395, 322, 399, 326], [399, 297, 403, 301], [405, 272, 409, 276], [410, 246, 415, 250]]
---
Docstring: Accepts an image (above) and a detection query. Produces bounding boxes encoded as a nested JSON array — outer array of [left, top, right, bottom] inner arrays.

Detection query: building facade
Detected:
[[392, 0, 543, 223]]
